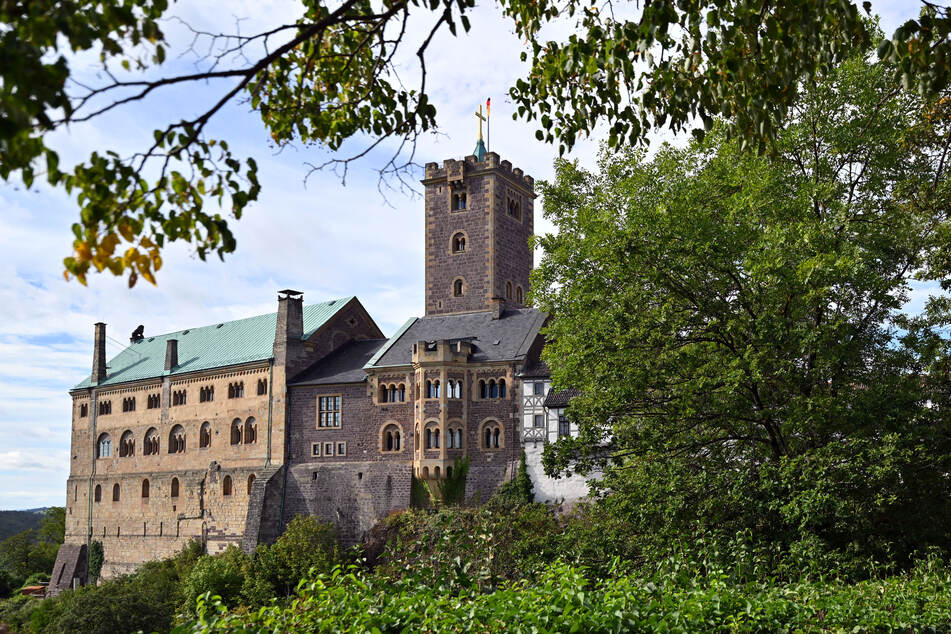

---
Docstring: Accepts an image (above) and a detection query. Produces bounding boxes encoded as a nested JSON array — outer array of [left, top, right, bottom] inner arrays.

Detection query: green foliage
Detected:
[[0, 510, 49, 542], [3, 0, 948, 286], [534, 49, 951, 576], [87, 540, 103, 584], [432, 457, 470, 506], [181, 546, 248, 615], [0, 507, 65, 595], [492, 450, 534, 508], [174, 556, 951, 633], [0, 540, 200, 634], [410, 472, 433, 509]]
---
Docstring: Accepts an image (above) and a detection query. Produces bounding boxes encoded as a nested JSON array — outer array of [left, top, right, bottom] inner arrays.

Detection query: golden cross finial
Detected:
[[475, 104, 486, 140]]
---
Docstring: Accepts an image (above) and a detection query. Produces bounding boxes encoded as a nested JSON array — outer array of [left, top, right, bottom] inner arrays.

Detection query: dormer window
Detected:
[[451, 232, 467, 253]]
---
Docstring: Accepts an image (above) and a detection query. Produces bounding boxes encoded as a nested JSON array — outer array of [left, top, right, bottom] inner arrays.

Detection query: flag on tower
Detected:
[[486, 97, 491, 115]]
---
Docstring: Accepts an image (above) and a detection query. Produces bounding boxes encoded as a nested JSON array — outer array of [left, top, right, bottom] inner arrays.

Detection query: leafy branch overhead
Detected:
[[1, 0, 949, 285]]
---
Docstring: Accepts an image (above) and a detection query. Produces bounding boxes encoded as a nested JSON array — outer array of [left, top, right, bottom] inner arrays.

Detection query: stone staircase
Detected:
[[241, 465, 284, 553]]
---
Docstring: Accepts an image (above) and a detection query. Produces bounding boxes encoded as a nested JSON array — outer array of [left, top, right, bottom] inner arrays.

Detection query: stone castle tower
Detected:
[[422, 150, 535, 317]]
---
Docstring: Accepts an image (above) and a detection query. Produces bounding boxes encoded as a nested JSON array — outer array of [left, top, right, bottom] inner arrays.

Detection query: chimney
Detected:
[[164, 339, 178, 371], [274, 289, 304, 370], [91, 323, 107, 384], [490, 297, 505, 320]]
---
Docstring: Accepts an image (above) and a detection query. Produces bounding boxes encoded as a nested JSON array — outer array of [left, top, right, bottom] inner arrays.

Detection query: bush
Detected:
[[173, 556, 951, 633], [87, 540, 104, 584], [181, 546, 249, 616]]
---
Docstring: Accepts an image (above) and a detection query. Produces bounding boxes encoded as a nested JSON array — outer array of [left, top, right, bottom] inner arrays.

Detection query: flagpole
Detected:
[[486, 98, 491, 152]]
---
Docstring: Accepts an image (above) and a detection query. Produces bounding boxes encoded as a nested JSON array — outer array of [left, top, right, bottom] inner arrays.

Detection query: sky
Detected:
[[0, 0, 924, 508]]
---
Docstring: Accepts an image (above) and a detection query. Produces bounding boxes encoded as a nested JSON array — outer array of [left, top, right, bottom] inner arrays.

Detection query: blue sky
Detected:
[[0, 0, 922, 508]]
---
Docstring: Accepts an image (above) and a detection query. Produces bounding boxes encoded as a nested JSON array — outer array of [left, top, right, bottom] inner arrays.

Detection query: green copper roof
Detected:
[[74, 297, 354, 390], [473, 138, 486, 161]]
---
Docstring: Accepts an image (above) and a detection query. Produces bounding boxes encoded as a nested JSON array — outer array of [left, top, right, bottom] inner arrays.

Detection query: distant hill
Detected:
[[0, 509, 48, 541]]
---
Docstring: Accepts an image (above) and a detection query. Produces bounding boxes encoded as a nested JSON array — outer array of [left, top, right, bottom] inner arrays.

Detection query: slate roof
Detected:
[[74, 298, 355, 389], [367, 308, 547, 368], [520, 356, 550, 378], [544, 388, 581, 408], [290, 339, 387, 386]]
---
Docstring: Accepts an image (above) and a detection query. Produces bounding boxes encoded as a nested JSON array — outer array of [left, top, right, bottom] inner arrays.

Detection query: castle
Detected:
[[49, 140, 590, 593]]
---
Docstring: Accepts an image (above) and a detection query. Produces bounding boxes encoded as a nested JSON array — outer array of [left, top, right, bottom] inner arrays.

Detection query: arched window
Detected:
[[231, 419, 242, 445], [499, 379, 506, 398], [141, 479, 150, 498], [144, 427, 159, 455], [425, 428, 433, 449], [481, 420, 503, 449], [388, 385, 397, 402], [506, 281, 513, 300], [97, 433, 112, 459], [94, 484, 101, 503], [433, 380, 441, 398], [244, 417, 257, 444], [455, 429, 463, 449], [479, 380, 487, 398], [453, 278, 464, 297], [447, 428, 455, 449], [425, 380, 433, 399], [222, 475, 233, 496], [452, 192, 467, 210], [415, 425, 420, 451], [119, 430, 135, 457], [171, 477, 179, 498], [112, 483, 120, 502], [398, 384, 406, 402], [489, 379, 499, 398], [451, 232, 467, 253], [433, 429, 440, 448], [382, 424, 401, 452], [200, 422, 211, 448], [168, 425, 186, 454], [516, 286, 524, 304], [247, 474, 256, 494], [379, 384, 388, 403]]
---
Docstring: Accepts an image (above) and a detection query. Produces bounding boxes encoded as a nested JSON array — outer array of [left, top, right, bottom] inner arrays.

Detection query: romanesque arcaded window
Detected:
[[479, 380, 487, 398], [112, 483, 120, 502], [388, 384, 397, 402], [318, 395, 341, 428], [231, 418, 242, 445], [451, 232, 467, 253], [379, 384, 389, 403], [171, 477, 179, 498], [481, 421, 502, 449], [98, 400, 111, 415], [506, 281, 513, 300], [147, 393, 160, 409], [399, 384, 406, 402], [247, 474, 256, 494], [382, 424, 401, 452], [199, 385, 214, 402], [79, 403, 88, 418], [244, 417, 257, 444], [228, 382, 244, 398], [453, 278, 465, 297], [172, 389, 186, 406], [455, 428, 463, 448], [199, 422, 211, 448], [433, 380, 441, 398], [119, 430, 135, 457], [97, 433, 112, 458], [222, 475, 233, 496], [168, 425, 186, 453], [94, 484, 101, 502], [141, 479, 149, 499], [507, 196, 521, 221], [425, 380, 433, 399], [452, 192, 467, 210], [144, 427, 159, 455], [489, 380, 499, 398], [499, 379, 506, 398], [516, 286, 524, 304], [257, 379, 267, 395], [122, 397, 135, 412]]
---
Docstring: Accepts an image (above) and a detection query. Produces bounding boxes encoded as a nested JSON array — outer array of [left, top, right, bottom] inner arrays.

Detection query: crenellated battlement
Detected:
[[423, 152, 535, 192]]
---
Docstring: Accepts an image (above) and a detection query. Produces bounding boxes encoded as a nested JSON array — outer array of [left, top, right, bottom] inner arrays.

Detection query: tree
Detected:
[[533, 49, 951, 572], [2, 1, 948, 286]]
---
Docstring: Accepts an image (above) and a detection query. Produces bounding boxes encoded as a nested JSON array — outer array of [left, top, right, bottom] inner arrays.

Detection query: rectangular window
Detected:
[[317, 395, 341, 428], [534, 414, 544, 428], [312, 443, 321, 457], [558, 414, 570, 438], [336, 442, 347, 457], [533, 382, 545, 396], [323, 442, 334, 457]]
